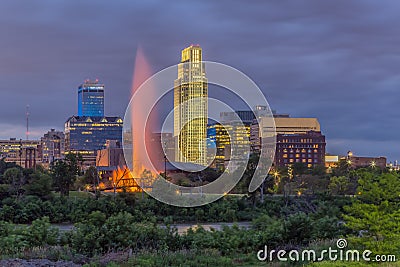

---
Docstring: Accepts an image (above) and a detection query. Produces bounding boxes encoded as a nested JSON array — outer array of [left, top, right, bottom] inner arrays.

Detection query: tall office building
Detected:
[[41, 129, 65, 165], [174, 45, 208, 165], [220, 110, 256, 125], [207, 110, 254, 170], [275, 131, 326, 168], [65, 116, 123, 167], [65, 79, 122, 168], [207, 122, 250, 170], [250, 114, 321, 153], [78, 79, 105, 117]]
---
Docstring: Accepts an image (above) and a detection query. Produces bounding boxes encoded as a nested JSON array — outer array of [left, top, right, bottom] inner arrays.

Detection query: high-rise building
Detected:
[[174, 45, 208, 165], [65, 116, 123, 167], [78, 79, 105, 117], [67, 79, 122, 168], [220, 111, 255, 125], [207, 122, 250, 170], [207, 110, 254, 170], [275, 131, 326, 168], [250, 114, 321, 153], [41, 129, 65, 166]]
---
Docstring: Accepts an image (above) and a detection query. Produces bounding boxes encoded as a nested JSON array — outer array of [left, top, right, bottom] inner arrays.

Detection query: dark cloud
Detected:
[[0, 0, 399, 160]]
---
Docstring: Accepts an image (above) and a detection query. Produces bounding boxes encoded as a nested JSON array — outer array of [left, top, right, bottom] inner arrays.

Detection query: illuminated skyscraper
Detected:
[[66, 79, 122, 168], [174, 45, 208, 165], [78, 79, 104, 117], [64, 116, 123, 167], [41, 129, 65, 165]]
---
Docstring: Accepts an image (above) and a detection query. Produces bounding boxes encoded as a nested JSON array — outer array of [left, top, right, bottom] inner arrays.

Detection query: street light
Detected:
[[370, 161, 376, 168]]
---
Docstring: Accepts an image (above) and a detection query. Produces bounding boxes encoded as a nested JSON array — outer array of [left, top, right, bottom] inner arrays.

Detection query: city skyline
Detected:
[[0, 1, 399, 161]]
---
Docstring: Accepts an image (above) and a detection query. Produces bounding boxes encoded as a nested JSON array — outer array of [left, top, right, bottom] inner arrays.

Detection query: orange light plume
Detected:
[[130, 47, 159, 178]]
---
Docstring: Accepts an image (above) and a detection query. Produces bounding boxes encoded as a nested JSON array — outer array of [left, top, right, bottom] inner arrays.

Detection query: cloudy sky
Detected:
[[0, 0, 399, 161]]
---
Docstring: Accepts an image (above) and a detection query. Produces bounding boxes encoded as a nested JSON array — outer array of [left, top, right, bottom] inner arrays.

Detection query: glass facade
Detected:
[[78, 80, 105, 117], [207, 122, 251, 170], [65, 116, 123, 152], [220, 111, 256, 125], [174, 45, 208, 165]]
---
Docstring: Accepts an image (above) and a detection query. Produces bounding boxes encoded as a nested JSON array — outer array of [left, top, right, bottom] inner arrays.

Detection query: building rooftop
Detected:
[[65, 116, 123, 123]]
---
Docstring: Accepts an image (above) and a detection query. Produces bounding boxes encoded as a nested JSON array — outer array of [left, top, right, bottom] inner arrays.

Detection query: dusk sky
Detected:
[[0, 0, 399, 162]]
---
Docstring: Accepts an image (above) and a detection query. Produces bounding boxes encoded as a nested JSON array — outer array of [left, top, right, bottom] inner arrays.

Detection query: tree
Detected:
[[0, 158, 18, 179], [51, 153, 82, 197], [24, 170, 52, 199], [283, 212, 312, 244], [3, 167, 25, 198], [83, 166, 98, 185], [328, 175, 350, 195], [292, 162, 307, 176], [311, 164, 326, 176], [332, 159, 350, 177], [343, 171, 400, 254], [75, 166, 98, 191]]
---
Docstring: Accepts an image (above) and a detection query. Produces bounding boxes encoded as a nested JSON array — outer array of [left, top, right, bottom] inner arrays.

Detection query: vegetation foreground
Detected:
[[0, 158, 399, 266]]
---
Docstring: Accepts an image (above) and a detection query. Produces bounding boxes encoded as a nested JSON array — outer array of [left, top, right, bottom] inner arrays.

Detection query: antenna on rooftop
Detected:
[[26, 105, 30, 140]]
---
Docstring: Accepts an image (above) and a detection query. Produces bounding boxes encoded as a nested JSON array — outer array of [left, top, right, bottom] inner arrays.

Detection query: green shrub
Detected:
[[24, 217, 59, 246]]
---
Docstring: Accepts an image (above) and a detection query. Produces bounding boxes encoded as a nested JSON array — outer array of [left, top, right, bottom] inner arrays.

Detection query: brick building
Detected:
[[275, 131, 326, 168]]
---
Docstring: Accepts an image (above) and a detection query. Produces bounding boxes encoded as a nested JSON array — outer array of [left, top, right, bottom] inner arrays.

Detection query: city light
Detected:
[[0, 3, 399, 265]]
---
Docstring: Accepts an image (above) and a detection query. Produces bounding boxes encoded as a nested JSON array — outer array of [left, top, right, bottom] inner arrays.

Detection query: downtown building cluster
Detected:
[[0, 45, 390, 175], [0, 80, 123, 171]]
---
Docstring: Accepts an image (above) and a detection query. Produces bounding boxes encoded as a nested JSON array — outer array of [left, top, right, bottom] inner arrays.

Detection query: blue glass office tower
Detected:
[[78, 80, 105, 117], [64, 79, 121, 167], [65, 116, 123, 152]]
